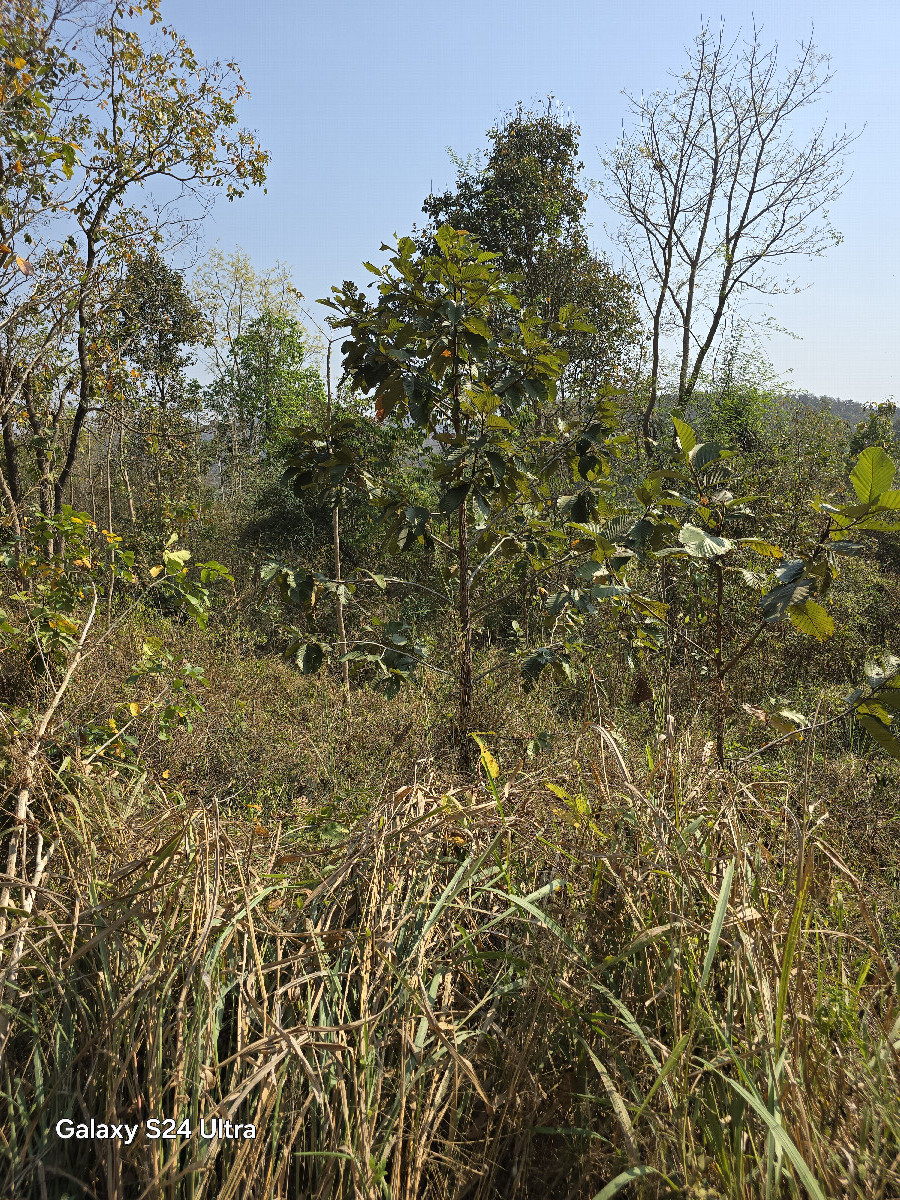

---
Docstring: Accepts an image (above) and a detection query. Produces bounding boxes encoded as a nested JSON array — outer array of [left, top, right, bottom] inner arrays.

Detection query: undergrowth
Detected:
[[2, 724, 899, 1198]]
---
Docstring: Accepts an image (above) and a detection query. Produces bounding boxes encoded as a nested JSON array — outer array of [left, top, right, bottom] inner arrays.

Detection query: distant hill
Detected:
[[790, 392, 895, 429]]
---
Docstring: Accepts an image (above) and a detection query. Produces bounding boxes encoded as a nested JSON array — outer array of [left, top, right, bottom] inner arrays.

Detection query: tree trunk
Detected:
[[457, 498, 473, 746], [332, 501, 350, 702], [325, 343, 350, 703], [119, 421, 136, 522], [450, 329, 472, 751], [713, 560, 725, 765]]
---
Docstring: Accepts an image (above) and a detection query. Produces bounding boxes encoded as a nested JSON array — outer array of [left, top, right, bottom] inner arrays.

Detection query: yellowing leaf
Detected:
[[150, 565, 164, 577], [0, 243, 10, 254], [545, 781, 570, 800], [788, 599, 834, 641], [470, 733, 500, 779], [12, 56, 26, 70], [15, 254, 34, 276], [161, 770, 170, 779], [128, 702, 141, 717], [740, 538, 783, 558]]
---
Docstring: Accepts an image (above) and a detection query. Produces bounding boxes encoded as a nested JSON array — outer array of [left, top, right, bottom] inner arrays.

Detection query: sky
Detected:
[[169, 0, 900, 407]]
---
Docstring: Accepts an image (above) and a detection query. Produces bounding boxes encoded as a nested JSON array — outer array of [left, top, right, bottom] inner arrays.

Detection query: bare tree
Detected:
[[602, 24, 857, 447]]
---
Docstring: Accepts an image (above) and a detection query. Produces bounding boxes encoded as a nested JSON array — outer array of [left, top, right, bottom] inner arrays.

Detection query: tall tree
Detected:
[[115, 249, 205, 409], [422, 103, 639, 397], [207, 309, 322, 498], [0, 0, 267, 540], [306, 227, 606, 746], [602, 24, 855, 448]]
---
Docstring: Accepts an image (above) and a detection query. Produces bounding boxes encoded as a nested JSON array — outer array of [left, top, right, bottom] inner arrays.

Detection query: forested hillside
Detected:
[[2, 5, 899, 1199]]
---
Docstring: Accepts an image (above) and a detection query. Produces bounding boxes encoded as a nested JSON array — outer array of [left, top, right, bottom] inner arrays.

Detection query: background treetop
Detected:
[[422, 102, 640, 396]]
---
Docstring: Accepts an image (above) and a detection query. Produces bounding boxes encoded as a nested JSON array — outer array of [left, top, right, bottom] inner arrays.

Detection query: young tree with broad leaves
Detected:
[[265, 227, 621, 746]]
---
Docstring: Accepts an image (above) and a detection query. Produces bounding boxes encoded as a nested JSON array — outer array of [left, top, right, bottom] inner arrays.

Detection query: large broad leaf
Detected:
[[870, 687, 900, 713], [850, 445, 895, 504], [297, 642, 325, 674], [760, 577, 811, 623], [438, 483, 471, 514], [857, 713, 900, 759], [678, 524, 732, 558], [672, 415, 696, 454], [739, 538, 783, 558], [688, 442, 722, 472], [788, 599, 834, 641]]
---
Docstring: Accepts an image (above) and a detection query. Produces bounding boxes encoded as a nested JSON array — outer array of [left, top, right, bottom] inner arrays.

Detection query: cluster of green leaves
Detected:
[[281, 416, 377, 509], [149, 531, 234, 630], [246, 208, 900, 764], [207, 309, 324, 467], [846, 655, 900, 759], [849, 400, 899, 459], [0, 508, 233, 757], [0, 507, 139, 661]]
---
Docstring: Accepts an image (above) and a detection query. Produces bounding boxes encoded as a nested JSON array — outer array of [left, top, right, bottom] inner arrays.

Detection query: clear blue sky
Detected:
[[171, 0, 899, 406]]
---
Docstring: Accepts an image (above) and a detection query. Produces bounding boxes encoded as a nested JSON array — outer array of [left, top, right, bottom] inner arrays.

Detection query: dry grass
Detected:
[[2, 724, 899, 1199]]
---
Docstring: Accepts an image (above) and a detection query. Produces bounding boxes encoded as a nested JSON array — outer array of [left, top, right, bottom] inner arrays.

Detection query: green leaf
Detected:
[[869, 688, 900, 713], [761, 570, 811, 623], [788, 599, 834, 641], [678, 524, 732, 558], [438, 483, 471, 514], [850, 445, 895, 503], [875, 489, 900, 510], [704, 1070, 828, 1200], [297, 643, 325, 674], [857, 714, 900, 759], [463, 314, 491, 338], [701, 860, 734, 990], [688, 442, 722, 472], [672, 415, 696, 454]]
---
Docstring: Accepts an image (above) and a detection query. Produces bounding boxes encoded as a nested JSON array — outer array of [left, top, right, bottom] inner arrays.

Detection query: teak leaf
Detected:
[[850, 445, 895, 504]]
